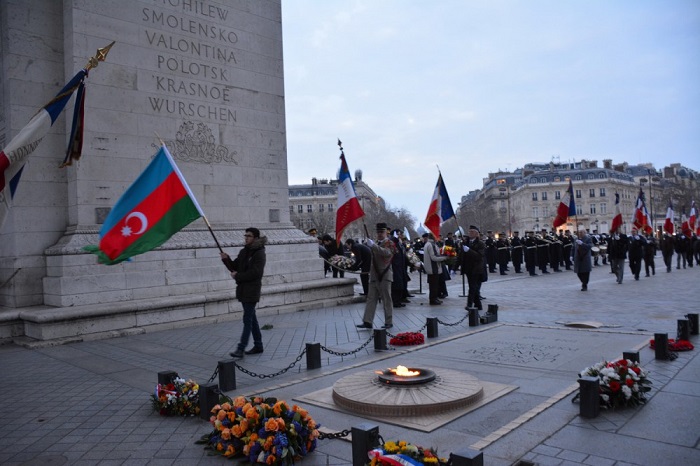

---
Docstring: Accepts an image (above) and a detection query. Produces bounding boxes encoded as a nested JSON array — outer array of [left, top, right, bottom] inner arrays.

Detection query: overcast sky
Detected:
[[281, 0, 700, 225]]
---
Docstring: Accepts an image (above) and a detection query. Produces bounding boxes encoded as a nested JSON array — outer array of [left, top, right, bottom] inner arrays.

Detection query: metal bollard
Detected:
[[306, 342, 321, 370], [450, 448, 483, 466], [677, 319, 690, 341], [686, 313, 698, 335], [351, 423, 380, 466], [218, 359, 236, 391], [198, 383, 219, 420], [622, 351, 639, 363], [374, 329, 387, 350], [157, 370, 178, 385], [426, 317, 439, 338], [654, 333, 669, 360], [468, 308, 480, 327], [578, 376, 600, 419], [487, 304, 498, 316]]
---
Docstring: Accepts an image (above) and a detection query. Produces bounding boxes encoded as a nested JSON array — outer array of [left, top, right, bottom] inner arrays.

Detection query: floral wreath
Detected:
[[325, 254, 359, 273], [151, 377, 200, 417], [389, 332, 425, 346], [368, 440, 448, 465], [196, 395, 319, 464], [577, 358, 651, 409], [649, 338, 694, 351]]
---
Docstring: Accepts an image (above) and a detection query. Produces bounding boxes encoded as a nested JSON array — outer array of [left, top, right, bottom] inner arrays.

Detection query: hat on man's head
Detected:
[[469, 225, 480, 233], [513, 231, 519, 235], [421, 232, 430, 238], [321, 234, 333, 242], [376, 222, 388, 232]]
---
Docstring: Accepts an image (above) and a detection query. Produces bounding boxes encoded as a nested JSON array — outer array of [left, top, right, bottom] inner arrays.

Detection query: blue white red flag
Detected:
[[663, 200, 674, 235], [689, 200, 697, 233], [632, 189, 652, 233], [0, 69, 88, 228], [424, 173, 455, 238], [610, 192, 624, 233], [553, 179, 576, 228], [335, 151, 364, 244]]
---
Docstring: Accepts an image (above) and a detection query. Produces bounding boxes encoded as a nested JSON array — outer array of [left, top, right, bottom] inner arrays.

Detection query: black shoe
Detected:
[[229, 350, 244, 358], [401, 299, 411, 303], [394, 303, 405, 308], [356, 322, 372, 329], [382, 324, 393, 329], [429, 300, 442, 305], [245, 347, 264, 355], [581, 285, 587, 291], [480, 296, 486, 300], [500, 272, 507, 275], [406, 294, 415, 298]]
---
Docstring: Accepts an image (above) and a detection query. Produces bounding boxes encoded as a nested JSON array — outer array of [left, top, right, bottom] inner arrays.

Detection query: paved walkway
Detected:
[[1, 261, 699, 465]]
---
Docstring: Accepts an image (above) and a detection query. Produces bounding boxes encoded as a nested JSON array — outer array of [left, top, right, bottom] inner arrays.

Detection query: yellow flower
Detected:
[[384, 441, 399, 453], [224, 444, 235, 457], [424, 458, 438, 464]]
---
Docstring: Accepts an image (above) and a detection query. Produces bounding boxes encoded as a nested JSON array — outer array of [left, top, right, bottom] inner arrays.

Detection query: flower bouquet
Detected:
[[405, 249, 423, 271], [649, 338, 694, 351], [197, 395, 319, 464], [578, 359, 652, 409], [151, 377, 200, 416], [329, 254, 355, 270], [368, 440, 448, 465], [440, 245, 458, 267], [389, 332, 425, 346]]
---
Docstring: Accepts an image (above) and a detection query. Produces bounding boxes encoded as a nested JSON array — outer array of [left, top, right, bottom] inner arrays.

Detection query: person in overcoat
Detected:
[[460, 225, 486, 310], [572, 228, 593, 291]]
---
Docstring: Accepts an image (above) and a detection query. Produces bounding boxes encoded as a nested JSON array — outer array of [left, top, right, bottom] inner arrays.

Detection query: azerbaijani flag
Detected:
[[553, 178, 576, 228], [424, 173, 456, 238], [0, 69, 88, 229], [335, 149, 364, 244], [84, 145, 203, 265], [610, 192, 623, 233]]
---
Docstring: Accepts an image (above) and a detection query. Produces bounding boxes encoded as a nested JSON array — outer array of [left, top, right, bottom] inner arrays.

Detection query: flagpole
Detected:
[[155, 133, 224, 253], [338, 138, 370, 239]]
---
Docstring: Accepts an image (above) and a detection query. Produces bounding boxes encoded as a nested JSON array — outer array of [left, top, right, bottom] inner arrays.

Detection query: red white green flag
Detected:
[[84, 145, 203, 265]]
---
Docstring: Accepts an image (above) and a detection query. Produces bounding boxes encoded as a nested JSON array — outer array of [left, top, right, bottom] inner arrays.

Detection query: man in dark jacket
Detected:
[[609, 227, 628, 284], [346, 238, 371, 295], [461, 225, 485, 311], [627, 227, 646, 280], [221, 227, 267, 358]]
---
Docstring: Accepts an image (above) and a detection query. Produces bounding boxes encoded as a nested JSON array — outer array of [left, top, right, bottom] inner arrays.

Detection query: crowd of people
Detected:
[[310, 223, 700, 327]]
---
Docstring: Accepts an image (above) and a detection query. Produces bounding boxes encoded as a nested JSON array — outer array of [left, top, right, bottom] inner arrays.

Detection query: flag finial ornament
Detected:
[[85, 41, 115, 71]]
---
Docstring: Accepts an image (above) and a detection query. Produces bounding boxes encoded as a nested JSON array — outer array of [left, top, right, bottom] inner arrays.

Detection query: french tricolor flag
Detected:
[[663, 200, 674, 235], [424, 173, 456, 238], [335, 145, 364, 244], [0, 69, 87, 228]]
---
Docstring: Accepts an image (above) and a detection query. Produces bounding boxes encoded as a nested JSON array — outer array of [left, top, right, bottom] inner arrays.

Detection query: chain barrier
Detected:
[[318, 429, 352, 440], [320, 334, 374, 356], [435, 314, 469, 327], [206, 365, 219, 384], [234, 348, 307, 379]]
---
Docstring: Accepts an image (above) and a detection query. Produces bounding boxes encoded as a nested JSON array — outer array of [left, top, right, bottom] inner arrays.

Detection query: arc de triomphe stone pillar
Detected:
[[0, 0, 354, 343]]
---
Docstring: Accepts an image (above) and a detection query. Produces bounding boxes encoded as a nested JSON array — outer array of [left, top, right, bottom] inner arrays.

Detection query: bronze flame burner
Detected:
[[377, 368, 436, 386]]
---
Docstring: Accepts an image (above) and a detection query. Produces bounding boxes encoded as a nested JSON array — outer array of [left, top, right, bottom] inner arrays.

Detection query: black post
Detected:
[[622, 351, 640, 363], [654, 333, 669, 360], [198, 383, 219, 420], [217, 360, 236, 391], [686, 313, 698, 335], [426, 317, 438, 338], [416, 269, 425, 294], [374, 329, 387, 350], [458, 273, 467, 297], [468, 308, 480, 327], [306, 342, 321, 370], [578, 376, 600, 418], [351, 423, 380, 466], [450, 448, 484, 466], [677, 319, 690, 341], [157, 371, 178, 385]]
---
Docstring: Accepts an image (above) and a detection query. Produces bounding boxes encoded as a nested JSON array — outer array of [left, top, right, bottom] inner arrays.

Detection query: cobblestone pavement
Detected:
[[1, 260, 698, 465]]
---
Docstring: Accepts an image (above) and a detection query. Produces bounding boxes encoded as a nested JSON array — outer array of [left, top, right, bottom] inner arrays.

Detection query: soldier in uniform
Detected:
[[524, 231, 539, 276], [484, 231, 497, 273], [496, 233, 510, 275], [561, 230, 573, 270], [660, 232, 674, 272], [537, 229, 551, 274], [628, 227, 647, 280], [460, 225, 485, 311], [609, 226, 629, 284], [643, 232, 657, 277], [547, 229, 562, 272], [510, 231, 524, 273]]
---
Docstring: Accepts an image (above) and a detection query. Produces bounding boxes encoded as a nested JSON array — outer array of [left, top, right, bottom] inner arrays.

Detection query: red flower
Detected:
[[626, 378, 634, 387], [608, 380, 621, 392]]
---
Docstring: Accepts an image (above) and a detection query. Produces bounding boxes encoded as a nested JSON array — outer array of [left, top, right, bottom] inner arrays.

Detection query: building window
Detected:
[[576, 204, 583, 215], [532, 192, 538, 201], [543, 206, 549, 217], [554, 176, 561, 182], [530, 177, 537, 183], [307, 204, 313, 213], [555, 191, 561, 200], [589, 188, 595, 197], [590, 204, 596, 214], [540, 177, 547, 183], [289, 205, 294, 214], [599, 173, 606, 179], [497, 178, 506, 184], [500, 200, 505, 208], [318, 204, 324, 212], [588, 173, 595, 179], [297, 205, 303, 213], [600, 203, 607, 214], [542, 192, 548, 200], [328, 204, 334, 212], [575, 175, 582, 180], [575, 189, 582, 199], [533, 207, 539, 218], [600, 187, 606, 197]]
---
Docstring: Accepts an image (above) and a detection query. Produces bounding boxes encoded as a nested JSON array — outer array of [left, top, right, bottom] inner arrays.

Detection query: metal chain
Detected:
[[318, 429, 351, 440], [436, 314, 469, 327], [320, 334, 374, 356], [234, 348, 307, 379], [207, 365, 219, 384]]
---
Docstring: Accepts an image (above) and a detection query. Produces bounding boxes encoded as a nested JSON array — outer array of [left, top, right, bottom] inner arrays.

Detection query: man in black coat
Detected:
[[461, 225, 485, 311], [627, 227, 647, 280], [220, 227, 267, 358], [346, 238, 371, 295], [510, 231, 524, 273]]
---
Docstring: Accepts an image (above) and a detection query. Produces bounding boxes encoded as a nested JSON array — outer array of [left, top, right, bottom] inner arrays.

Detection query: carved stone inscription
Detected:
[[141, 0, 238, 124], [466, 340, 577, 365]]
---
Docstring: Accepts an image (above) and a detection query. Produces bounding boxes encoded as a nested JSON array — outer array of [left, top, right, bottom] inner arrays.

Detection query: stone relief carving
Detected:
[[166, 121, 237, 165]]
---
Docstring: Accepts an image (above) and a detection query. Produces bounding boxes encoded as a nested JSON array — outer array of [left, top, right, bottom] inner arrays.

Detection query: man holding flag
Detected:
[[424, 173, 456, 239], [553, 179, 576, 229]]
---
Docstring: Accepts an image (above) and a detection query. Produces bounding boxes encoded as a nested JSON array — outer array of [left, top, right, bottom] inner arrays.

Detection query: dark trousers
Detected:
[[359, 273, 369, 294], [467, 274, 482, 310], [644, 257, 655, 276], [427, 274, 440, 302], [578, 272, 590, 287], [238, 301, 262, 351], [629, 255, 642, 279]]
